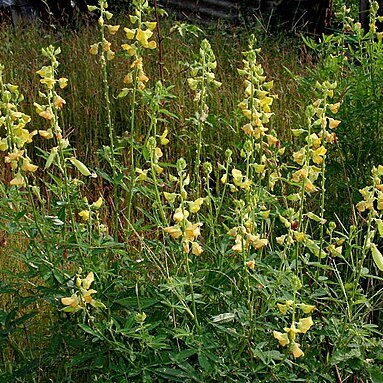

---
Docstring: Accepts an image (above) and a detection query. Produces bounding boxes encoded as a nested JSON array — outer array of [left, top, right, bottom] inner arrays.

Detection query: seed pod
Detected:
[[371, 243, 383, 271], [69, 157, 91, 176]]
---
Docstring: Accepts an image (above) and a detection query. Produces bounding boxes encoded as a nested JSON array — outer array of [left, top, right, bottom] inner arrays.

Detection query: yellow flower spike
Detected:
[[61, 294, 80, 308], [191, 242, 203, 256], [78, 210, 90, 222], [254, 164, 265, 174], [58, 77, 68, 89], [54, 95, 66, 110], [124, 27, 136, 39], [299, 304, 316, 314], [164, 225, 183, 239], [106, 24, 120, 35], [89, 43, 99, 55], [297, 316, 314, 333], [273, 331, 290, 347], [189, 198, 204, 213], [291, 342, 304, 358], [138, 71, 149, 83], [82, 272, 95, 290]]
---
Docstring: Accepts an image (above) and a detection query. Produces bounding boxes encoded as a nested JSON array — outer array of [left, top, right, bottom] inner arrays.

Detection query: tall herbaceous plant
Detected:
[[1, 0, 383, 382]]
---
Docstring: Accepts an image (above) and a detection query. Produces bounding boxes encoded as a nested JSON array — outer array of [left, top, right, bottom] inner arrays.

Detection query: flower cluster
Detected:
[[227, 202, 268, 255], [89, 1, 120, 61], [273, 300, 315, 358], [237, 35, 282, 190], [187, 39, 222, 103], [118, 0, 157, 93], [0, 65, 38, 186], [61, 271, 105, 313], [291, 81, 340, 194], [163, 158, 204, 256]]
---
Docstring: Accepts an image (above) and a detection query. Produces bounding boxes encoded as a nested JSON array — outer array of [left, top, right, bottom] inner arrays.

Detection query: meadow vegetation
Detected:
[[1, 1, 383, 382]]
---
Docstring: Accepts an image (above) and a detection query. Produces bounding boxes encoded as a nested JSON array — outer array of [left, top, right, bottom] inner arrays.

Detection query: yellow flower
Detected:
[[107, 50, 115, 61], [184, 223, 202, 242], [273, 331, 290, 347], [160, 128, 169, 145], [39, 129, 54, 139], [297, 316, 314, 333], [78, 210, 90, 221], [299, 304, 316, 314], [189, 198, 204, 213], [91, 197, 103, 210], [89, 43, 99, 55], [292, 149, 305, 165], [82, 289, 97, 304], [312, 146, 327, 165], [82, 272, 95, 289], [191, 242, 203, 256], [106, 24, 120, 35], [40, 77, 56, 89], [328, 118, 341, 129], [147, 40, 157, 49], [291, 342, 304, 358], [54, 95, 66, 110], [247, 234, 268, 250], [21, 159, 38, 172], [164, 225, 183, 239], [173, 208, 188, 223], [121, 43, 136, 56], [246, 260, 255, 269], [10, 173, 25, 186], [329, 102, 340, 113], [61, 294, 80, 308], [277, 303, 288, 315], [58, 77, 68, 89], [144, 21, 157, 31], [124, 27, 136, 39]]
